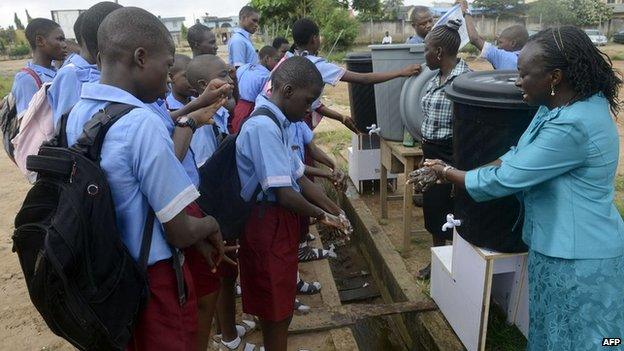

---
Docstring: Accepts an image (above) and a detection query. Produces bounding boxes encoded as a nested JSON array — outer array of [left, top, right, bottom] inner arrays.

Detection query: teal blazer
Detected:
[[466, 94, 624, 259]]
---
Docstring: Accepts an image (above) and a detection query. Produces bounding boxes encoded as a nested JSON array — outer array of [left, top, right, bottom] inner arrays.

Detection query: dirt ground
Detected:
[[1, 44, 624, 350]]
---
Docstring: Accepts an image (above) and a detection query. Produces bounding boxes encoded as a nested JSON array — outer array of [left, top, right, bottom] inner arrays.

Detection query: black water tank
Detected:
[[344, 52, 377, 133], [446, 71, 537, 253]]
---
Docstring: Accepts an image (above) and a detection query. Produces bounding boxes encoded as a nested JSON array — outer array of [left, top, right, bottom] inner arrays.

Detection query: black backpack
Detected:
[[196, 107, 281, 240], [12, 103, 156, 351]]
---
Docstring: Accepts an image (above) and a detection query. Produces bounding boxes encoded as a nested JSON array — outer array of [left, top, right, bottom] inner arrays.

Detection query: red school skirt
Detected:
[[183, 203, 221, 297], [126, 259, 198, 351], [239, 204, 300, 321], [230, 99, 255, 134]]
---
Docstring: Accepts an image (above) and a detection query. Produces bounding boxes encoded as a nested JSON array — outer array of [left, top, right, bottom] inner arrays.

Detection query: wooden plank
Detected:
[[289, 301, 438, 334], [339, 285, 381, 303], [386, 140, 424, 157]]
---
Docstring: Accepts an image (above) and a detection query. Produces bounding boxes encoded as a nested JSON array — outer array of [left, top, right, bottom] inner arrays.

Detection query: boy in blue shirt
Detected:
[[187, 23, 218, 56], [237, 55, 348, 351], [165, 54, 194, 111], [272, 36, 290, 60], [228, 6, 260, 68], [11, 18, 67, 116], [64, 8, 227, 350], [231, 45, 280, 133], [406, 6, 433, 44], [48, 2, 122, 126], [459, 0, 527, 70]]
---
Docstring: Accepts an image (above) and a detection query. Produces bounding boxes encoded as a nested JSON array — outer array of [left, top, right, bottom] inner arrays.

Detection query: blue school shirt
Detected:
[[481, 42, 520, 70], [406, 35, 425, 44], [465, 94, 624, 260], [228, 28, 258, 67], [288, 121, 314, 161], [236, 94, 305, 202], [190, 107, 230, 167], [11, 62, 56, 115], [66, 83, 199, 265], [165, 92, 189, 111], [48, 54, 101, 126], [148, 99, 200, 188], [236, 63, 270, 102]]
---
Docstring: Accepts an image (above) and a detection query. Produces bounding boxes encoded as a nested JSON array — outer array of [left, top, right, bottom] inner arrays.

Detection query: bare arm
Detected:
[[298, 176, 342, 216], [275, 186, 325, 219], [305, 165, 333, 179], [308, 141, 335, 170], [341, 63, 421, 85], [316, 105, 359, 134], [457, 0, 485, 50]]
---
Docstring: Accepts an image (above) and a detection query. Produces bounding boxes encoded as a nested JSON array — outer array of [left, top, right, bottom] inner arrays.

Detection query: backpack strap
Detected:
[[73, 103, 136, 161], [20, 67, 43, 89]]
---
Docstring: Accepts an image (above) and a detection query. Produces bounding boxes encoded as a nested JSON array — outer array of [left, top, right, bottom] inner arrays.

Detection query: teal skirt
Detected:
[[528, 250, 624, 350]]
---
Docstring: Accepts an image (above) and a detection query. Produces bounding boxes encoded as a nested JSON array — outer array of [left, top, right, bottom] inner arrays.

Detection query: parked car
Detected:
[[614, 30, 624, 44], [584, 29, 608, 46]]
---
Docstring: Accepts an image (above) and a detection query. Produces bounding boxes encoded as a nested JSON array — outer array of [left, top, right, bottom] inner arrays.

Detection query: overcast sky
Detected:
[[0, 0, 437, 29]]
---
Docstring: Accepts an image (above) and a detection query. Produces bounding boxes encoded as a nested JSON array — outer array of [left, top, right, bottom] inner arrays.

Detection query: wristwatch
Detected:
[[175, 116, 198, 133]]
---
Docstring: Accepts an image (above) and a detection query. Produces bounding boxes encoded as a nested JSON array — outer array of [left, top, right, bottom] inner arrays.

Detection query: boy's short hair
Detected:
[[187, 23, 211, 48], [272, 36, 289, 49], [97, 7, 174, 61], [271, 56, 323, 92], [292, 18, 319, 47], [410, 6, 432, 22], [259, 46, 277, 61], [239, 6, 259, 19], [171, 54, 191, 75], [500, 25, 529, 49], [82, 2, 123, 59], [186, 54, 224, 90], [25, 18, 61, 50], [73, 11, 86, 46]]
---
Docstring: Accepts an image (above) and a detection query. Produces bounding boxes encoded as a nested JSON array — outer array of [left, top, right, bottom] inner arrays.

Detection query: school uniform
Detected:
[[11, 61, 56, 116], [48, 54, 100, 126], [231, 63, 271, 133], [66, 82, 199, 350], [480, 42, 520, 70], [190, 107, 229, 168], [289, 121, 316, 239], [228, 27, 259, 68], [164, 92, 187, 111], [406, 35, 425, 44], [236, 94, 305, 321]]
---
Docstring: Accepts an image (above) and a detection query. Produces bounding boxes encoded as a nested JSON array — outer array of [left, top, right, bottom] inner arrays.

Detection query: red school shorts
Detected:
[[183, 202, 221, 297], [230, 99, 255, 134], [239, 204, 300, 322], [126, 259, 198, 351]]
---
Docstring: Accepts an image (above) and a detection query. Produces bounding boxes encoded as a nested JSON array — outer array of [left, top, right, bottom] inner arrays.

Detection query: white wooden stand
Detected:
[[430, 230, 529, 351], [348, 134, 397, 193]]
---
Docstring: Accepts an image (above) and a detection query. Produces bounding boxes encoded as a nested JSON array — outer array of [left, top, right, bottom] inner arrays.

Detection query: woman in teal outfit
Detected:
[[421, 26, 624, 350]]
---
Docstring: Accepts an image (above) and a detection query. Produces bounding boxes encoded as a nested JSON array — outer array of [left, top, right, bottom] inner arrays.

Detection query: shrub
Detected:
[[9, 43, 30, 57], [312, 0, 359, 52]]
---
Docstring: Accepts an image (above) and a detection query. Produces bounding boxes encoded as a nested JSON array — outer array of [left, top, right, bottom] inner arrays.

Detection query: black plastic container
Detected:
[[446, 71, 538, 253], [344, 52, 377, 133]]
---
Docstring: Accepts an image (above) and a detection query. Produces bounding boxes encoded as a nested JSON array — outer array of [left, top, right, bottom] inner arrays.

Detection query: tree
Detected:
[[353, 0, 382, 20], [25, 9, 33, 23], [472, 0, 523, 15], [528, 0, 612, 26], [311, 0, 360, 51], [14, 13, 24, 30], [381, 0, 403, 20], [180, 22, 188, 41]]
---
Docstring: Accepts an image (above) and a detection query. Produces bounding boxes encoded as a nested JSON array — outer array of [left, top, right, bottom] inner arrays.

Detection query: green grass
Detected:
[[0, 75, 13, 97], [615, 175, 624, 217], [486, 304, 527, 351], [611, 53, 624, 61], [314, 128, 351, 157]]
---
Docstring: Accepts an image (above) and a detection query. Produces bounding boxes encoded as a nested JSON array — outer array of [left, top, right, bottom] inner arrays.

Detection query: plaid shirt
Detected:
[[420, 59, 471, 141]]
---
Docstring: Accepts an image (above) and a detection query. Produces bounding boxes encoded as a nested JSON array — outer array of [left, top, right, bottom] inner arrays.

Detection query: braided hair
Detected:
[[425, 19, 462, 56], [529, 26, 622, 114]]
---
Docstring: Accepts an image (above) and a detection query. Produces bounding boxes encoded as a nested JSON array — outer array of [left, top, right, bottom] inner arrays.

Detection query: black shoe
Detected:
[[417, 263, 431, 280]]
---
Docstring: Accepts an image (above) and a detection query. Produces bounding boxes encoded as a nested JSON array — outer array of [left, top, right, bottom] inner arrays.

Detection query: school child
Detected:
[[48, 1, 122, 126], [458, 0, 527, 69], [281, 18, 421, 133], [64, 7, 228, 350], [165, 54, 194, 111], [237, 55, 349, 351], [187, 23, 218, 56], [406, 6, 434, 44], [272, 36, 290, 59], [11, 18, 67, 116], [228, 6, 260, 68], [230, 45, 280, 133], [183, 53, 245, 351]]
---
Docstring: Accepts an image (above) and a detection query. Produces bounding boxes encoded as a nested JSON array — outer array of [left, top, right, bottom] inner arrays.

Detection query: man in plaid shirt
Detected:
[[420, 59, 471, 141]]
